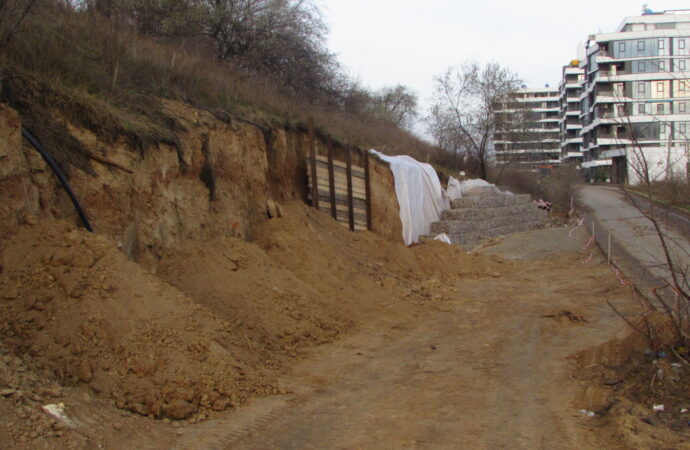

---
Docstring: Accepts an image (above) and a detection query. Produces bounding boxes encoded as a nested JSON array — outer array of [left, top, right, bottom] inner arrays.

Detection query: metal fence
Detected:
[[584, 213, 678, 308]]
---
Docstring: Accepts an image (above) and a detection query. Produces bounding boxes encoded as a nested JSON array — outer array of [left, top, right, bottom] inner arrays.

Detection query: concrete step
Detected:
[[451, 194, 531, 209], [442, 202, 543, 221], [431, 210, 545, 234]]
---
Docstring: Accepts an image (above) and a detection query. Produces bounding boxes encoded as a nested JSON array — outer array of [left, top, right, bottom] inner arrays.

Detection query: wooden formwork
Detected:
[[306, 119, 372, 231]]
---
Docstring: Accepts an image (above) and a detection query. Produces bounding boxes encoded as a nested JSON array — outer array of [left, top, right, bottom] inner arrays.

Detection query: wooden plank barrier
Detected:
[[307, 151, 370, 232]]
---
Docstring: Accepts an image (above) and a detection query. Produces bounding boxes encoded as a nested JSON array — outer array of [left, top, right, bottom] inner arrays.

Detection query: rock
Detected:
[[76, 361, 92, 383], [23, 296, 38, 310], [0, 388, 16, 396], [211, 397, 229, 412], [266, 199, 282, 218], [582, 385, 612, 413], [3, 288, 19, 300], [162, 399, 198, 420]]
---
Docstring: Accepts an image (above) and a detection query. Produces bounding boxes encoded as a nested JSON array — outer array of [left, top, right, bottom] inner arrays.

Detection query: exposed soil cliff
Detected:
[[0, 101, 402, 269]]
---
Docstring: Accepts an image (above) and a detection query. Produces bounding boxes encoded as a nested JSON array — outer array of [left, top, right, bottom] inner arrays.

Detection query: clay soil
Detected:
[[1, 207, 687, 449]]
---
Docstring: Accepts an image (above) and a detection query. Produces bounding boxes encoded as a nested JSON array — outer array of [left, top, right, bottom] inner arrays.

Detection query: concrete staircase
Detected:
[[426, 186, 548, 248]]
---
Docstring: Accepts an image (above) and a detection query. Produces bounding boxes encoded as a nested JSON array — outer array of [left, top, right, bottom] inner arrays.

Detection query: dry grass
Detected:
[[0, 3, 443, 172], [490, 165, 583, 216], [629, 178, 690, 213]]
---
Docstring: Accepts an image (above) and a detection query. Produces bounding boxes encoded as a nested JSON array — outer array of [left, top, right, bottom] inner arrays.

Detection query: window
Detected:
[[680, 60, 687, 71], [657, 103, 664, 114], [659, 60, 666, 71], [679, 123, 687, 134], [680, 40, 687, 50], [657, 82, 664, 93], [638, 41, 645, 52], [680, 102, 687, 113], [619, 42, 625, 53], [639, 103, 646, 114], [639, 61, 646, 72], [658, 39, 665, 49], [680, 82, 687, 92]]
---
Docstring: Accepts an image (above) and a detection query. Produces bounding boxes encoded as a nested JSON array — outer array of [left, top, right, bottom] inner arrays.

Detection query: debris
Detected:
[[41, 403, 76, 428], [0, 388, 17, 396], [578, 409, 596, 417], [652, 404, 665, 412], [681, 408, 688, 413], [433, 233, 452, 244]]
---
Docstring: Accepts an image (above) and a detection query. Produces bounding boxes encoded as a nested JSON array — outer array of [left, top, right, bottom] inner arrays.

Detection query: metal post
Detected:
[[607, 231, 611, 265]]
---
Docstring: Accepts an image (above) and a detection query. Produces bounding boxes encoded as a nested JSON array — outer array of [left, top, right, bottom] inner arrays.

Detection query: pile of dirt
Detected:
[[573, 319, 690, 448], [0, 221, 278, 421], [1, 203, 506, 424]]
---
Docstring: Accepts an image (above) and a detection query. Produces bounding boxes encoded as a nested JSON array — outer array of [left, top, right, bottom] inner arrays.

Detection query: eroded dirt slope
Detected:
[[0, 202, 508, 448]]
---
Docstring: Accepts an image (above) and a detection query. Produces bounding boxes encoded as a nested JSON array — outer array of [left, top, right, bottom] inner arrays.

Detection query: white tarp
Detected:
[[446, 177, 514, 200], [370, 150, 448, 245], [433, 233, 452, 244], [446, 176, 465, 201]]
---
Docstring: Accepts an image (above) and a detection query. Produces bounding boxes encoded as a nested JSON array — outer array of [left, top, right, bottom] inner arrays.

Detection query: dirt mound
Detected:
[[0, 202, 505, 426], [0, 221, 278, 420], [157, 235, 353, 358]]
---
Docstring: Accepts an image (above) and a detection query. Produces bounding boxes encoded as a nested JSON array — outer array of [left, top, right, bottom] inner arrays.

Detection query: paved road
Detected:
[[578, 185, 690, 294]]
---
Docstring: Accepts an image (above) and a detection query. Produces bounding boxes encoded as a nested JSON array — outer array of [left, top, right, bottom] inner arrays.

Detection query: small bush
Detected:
[[490, 165, 583, 216]]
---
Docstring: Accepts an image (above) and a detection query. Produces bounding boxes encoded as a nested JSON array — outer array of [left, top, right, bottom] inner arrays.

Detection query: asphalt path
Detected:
[[578, 185, 689, 293]]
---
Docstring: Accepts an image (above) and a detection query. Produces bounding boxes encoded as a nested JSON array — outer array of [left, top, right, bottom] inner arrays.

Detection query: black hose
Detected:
[[21, 128, 94, 233]]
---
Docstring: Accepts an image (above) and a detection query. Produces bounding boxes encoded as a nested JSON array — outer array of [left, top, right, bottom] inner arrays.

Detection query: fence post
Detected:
[[607, 230, 611, 265], [327, 137, 337, 220], [345, 146, 355, 232], [364, 149, 372, 231], [308, 117, 319, 209]]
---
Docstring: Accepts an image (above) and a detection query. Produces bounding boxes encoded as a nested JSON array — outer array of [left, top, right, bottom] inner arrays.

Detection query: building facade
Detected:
[[493, 87, 561, 170], [558, 61, 585, 163], [579, 10, 690, 184]]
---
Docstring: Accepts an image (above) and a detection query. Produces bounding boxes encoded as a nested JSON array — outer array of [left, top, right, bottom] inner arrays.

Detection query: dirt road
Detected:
[[169, 227, 639, 449]]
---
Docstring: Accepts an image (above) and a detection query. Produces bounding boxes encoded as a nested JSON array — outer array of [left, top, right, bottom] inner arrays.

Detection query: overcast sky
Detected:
[[319, 1, 689, 134]]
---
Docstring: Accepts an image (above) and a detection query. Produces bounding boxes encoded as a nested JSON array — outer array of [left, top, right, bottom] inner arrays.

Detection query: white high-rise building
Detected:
[[558, 61, 585, 163], [493, 87, 561, 170], [579, 9, 690, 184]]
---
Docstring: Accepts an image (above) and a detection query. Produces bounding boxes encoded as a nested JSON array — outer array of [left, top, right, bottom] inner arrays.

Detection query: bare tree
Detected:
[[0, 0, 38, 50], [427, 62, 522, 179], [198, 0, 336, 97], [370, 84, 418, 128], [603, 93, 690, 348]]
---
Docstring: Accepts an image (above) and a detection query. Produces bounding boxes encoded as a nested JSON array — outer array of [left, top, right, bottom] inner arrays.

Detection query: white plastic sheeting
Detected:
[[370, 150, 448, 245], [446, 177, 494, 200], [446, 177, 465, 201], [433, 233, 452, 244]]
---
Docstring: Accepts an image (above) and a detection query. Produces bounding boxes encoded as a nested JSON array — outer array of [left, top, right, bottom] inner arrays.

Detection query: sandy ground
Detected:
[[3, 211, 685, 449], [170, 227, 647, 449]]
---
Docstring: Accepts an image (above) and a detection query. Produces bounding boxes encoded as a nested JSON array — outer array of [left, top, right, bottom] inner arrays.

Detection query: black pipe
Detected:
[[21, 128, 94, 233]]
